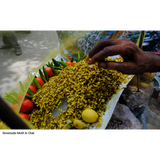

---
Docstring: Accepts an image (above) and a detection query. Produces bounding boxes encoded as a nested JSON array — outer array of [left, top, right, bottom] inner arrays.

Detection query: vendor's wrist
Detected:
[[146, 52, 160, 72]]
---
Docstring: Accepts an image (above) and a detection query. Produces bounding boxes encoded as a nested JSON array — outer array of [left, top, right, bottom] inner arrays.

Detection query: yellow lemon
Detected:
[[73, 119, 87, 129], [82, 108, 98, 123], [140, 82, 149, 88]]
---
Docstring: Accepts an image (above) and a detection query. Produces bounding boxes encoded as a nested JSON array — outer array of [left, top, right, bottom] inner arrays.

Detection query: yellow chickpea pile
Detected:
[[29, 58, 129, 129]]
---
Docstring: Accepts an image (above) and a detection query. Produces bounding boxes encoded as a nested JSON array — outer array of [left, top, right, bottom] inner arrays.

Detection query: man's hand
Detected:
[[88, 39, 160, 74]]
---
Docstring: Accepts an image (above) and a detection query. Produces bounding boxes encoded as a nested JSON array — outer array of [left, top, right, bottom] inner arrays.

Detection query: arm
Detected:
[[145, 52, 160, 73]]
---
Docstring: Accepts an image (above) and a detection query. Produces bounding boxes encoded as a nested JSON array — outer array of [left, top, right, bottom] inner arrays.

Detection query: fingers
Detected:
[[88, 44, 125, 64], [89, 39, 130, 58], [98, 61, 139, 74], [98, 61, 118, 70], [89, 39, 120, 58]]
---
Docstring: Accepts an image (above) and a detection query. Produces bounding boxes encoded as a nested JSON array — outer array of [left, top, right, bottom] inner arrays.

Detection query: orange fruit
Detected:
[[45, 67, 54, 77]]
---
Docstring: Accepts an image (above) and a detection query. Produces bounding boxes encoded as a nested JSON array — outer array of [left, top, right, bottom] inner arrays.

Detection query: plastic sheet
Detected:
[[106, 102, 142, 129], [2, 31, 134, 129]]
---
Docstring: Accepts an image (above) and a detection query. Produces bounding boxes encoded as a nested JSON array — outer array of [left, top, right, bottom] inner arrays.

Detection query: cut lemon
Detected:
[[73, 119, 87, 129]]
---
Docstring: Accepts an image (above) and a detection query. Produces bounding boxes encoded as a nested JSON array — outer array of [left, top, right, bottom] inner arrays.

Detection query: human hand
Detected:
[[88, 39, 160, 74]]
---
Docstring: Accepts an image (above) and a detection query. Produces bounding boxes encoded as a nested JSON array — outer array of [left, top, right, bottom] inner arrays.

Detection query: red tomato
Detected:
[[36, 76, 45, 87], [29, 85, 37, 94], [20, 98, 34, 113], [66, 61, 73, 66], [19, 113, 30, 120], [45, 67, 54, 77]]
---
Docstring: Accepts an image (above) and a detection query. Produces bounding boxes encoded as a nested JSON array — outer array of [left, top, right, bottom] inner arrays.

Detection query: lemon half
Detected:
[[73, 119, 87, 129]]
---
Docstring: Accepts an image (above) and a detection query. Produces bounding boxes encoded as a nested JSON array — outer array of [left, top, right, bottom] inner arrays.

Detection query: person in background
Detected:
[[0, 31, 22, 55], [88, 38, 160, 75]]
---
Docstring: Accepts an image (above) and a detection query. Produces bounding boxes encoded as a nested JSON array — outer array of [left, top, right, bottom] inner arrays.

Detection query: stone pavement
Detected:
[[0, 31, 59, 97]]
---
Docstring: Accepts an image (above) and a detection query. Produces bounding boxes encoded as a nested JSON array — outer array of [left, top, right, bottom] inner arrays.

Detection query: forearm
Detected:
[[146, 52, 160, 72]]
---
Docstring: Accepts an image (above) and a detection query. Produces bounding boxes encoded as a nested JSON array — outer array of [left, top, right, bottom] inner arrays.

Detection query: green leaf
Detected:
[[19, 81, 25, 92]]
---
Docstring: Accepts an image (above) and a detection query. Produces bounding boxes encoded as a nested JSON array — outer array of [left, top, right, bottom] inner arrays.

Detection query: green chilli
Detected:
[[39, 69, 47, 83], [77, 53, 81, 62], [25, 95, 33, 99], [50, 63, 59, 75], [61, 58, 64, 62], [65, 57, 70, 61], [57, 61, 69, 68], [27, 88, 34, 96], [33, 78, 41, 89], [52, 58, 60, 67], [53, 66, 63, 70], [43, 66, 49, 82], [71, 57, 74, 62], [75, 58, 78, 62], [82, 54, 87, 60]]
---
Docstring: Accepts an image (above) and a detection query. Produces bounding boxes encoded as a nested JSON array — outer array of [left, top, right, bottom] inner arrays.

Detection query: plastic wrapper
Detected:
[[144, 89, 160, 129], [109, 103, 142, 132], [57, 31, 125, 56], [1, 31, 136, 129]]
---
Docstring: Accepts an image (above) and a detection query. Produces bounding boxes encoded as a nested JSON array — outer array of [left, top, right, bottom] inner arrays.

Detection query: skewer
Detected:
[[136, 31, 146, 92], [137, 75, 140, 92]]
